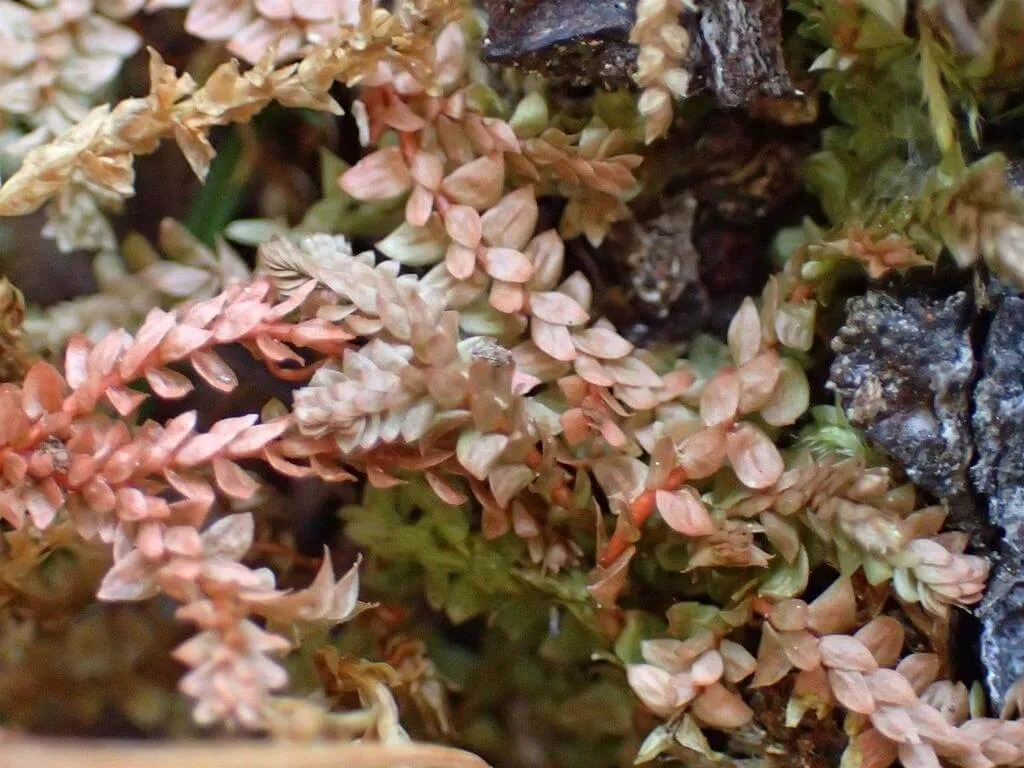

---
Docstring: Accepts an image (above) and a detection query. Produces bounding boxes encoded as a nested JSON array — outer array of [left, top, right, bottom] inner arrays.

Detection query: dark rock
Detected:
[[974, 295, 1024, 710], [481, 0, 639, 89], [693, 0, 793, 108], [482, 0, 794, 106], [828, 292, 976, 502]]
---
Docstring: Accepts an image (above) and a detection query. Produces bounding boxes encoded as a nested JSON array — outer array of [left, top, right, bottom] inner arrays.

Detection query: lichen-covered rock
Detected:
[[828, 292, 976, 501], [974, 295, 1024, 710]]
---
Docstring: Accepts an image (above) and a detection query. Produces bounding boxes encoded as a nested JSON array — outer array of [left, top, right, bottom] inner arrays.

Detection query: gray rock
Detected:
[[974, 295, 1024, 710], [828, 292, 976, 502]]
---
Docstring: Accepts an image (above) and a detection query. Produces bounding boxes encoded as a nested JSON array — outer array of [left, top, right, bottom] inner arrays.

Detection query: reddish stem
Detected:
[[599, 466, 688, 567]]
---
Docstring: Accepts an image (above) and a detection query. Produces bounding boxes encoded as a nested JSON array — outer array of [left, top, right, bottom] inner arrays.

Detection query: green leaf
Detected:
[[759, 547, 809, 599], [445, 576, 489, 624], [666, 601, 726, 638], [319, 147, 350, 197], [224, 218, 289, 245], [614, 610, 666, 664], [555, 682, 634, 735], [376, 217, 449, 266], [509, 92, 549, 138]]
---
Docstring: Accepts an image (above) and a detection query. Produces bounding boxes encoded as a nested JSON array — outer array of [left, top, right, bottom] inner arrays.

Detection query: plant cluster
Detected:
[[0, 0, 1023, 767]]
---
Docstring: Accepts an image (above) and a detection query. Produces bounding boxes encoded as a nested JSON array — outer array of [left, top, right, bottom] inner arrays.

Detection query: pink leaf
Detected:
[[720, 639, 757, 684], [865, 669, 918, 706], [737, 350, 781, 414], [523, 229, 564, 291], [700, 369, 740, 427], [405, 184, 434, 227], [828, 669, 876, 714], [488, 463, 534, 508], [574, 354, 615, 386], [175, 432, 234, 467], [382, 99, 426, 132], [255, 334, 303, 364], [87, 330, 128, 378], [434, 21, 466, 87], [155, 411, 199, 455], [897, 743, 941, 768], [25, 486, 60, 529], [868, 706, 919, 745], [626, 664, 678, 718], [410, 150, 444, 190], [440, 154, 504, 210], [367, 464, 405, 488], [778, 629, 822, 670], [691, 683, 754, 729], [656, 487, 716, 536], [848, 729, 899, 768], [445, 242, 477, 280], [483, 247, 533, 283], [140, 262, 211, 298], [213, 457, 259, 500], [560, 407, 590, 446], [210, 414, 259, 439], [480, 186, 538, 249], [211, 300, 268, 343], [200, 512, 255, 561], [228, 420, 289, 456], [426, 470, 468, 505], [727, 297, 762, 366], [483, 117, 521, 153], [264, 279, 318, 321], [160, 325, 213, 360], [818, 635, 879, 673], [444, 204, 482, 248], [22, 362, 65, 420], [97, 550, 159, 601], [489, 280, 526, 313], [807, 576, 857, 635], [116, 487, 150, 521], [529, 291, 589, 326], [119, 310, 177, 379], [726, 423, 784, 490], [164, 468, 215, 502], [264, 448, 315, 478], [532, 319, 576, 361], [456, 430, 509, 481], [106, 385, 149, 416], [572, 327, 632, 359], [691, 649, 725, 686], [190, 349, 238, 392], [64, 336, 90, 389], [603, 356, 662, 388], [855, 616, 906, 668], [339, 147, 413, 200], [145, 367, 195, 399]]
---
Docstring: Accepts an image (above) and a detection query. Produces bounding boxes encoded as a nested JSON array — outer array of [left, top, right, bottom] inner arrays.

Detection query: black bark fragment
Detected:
[[828, 292, 976, 503]]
